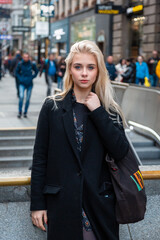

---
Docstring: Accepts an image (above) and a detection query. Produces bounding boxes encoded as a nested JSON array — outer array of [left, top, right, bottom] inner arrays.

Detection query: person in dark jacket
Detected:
[[10, 50, 22, 97], [39, 53, 57, 96], [57, 56, 66, 90], [147, 50, 159, 87], [121, 58, 135, 83], [16, 52, 38, 118], [30, 40, 129, 240], [106, 56, 117, 81]]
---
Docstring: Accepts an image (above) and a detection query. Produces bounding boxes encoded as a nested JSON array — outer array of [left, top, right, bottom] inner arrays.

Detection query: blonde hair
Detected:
[[51, 40, 126, 126]]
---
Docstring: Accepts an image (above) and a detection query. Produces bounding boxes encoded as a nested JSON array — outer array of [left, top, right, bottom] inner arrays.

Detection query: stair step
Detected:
[[132, 140, 154, 147], [141, 159, 160, 165], [0, 129, 36, 137], [0, 156, 32, 168], [127, 131, 154, 147], [136, 147, 160, 160], [0, 146, 33, 157], [0, 136, 35, 146]]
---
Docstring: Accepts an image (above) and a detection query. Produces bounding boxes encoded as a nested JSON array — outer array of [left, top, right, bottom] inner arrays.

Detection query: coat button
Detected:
[[77, 171, 82, 176]]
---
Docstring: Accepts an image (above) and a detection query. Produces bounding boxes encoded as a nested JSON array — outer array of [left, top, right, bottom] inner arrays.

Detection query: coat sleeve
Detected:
[[89, 106, 129, 161], [32, 63, 39, 78], [30, 99, 50, 211], [15, 62, 21, 80], [121, 67, 132, 79]]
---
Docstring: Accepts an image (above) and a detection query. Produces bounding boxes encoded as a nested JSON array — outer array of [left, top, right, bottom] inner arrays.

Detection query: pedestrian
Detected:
[[105, 56, 117, 81], [57, 56, 66, 90], [16, 52, 38, 118], [39, 53, 57, 96], [121, 58, 135, 83], [30, 40, 129, 240], [10, 50, 22, 97], [135, 56, 149, 85], [115, 58, 127, 82], [147, 50, 159, 87]]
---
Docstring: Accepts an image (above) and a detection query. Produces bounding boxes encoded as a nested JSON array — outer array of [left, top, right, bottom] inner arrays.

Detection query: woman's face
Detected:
[[70, 53, 98, 92], [122, 59, 126, 65]]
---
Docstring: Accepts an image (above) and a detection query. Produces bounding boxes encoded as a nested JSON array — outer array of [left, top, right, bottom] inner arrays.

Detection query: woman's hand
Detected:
[[31, 210, 47, 231], [84, 92, 101, 111]]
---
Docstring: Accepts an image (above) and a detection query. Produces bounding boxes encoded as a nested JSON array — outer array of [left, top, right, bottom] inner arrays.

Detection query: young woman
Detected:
[[115, 58, 127, 82], [31, 40, 129, 240]]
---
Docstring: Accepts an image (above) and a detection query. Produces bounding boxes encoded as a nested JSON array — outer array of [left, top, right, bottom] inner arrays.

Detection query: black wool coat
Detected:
[[30, 90, 129, 240]]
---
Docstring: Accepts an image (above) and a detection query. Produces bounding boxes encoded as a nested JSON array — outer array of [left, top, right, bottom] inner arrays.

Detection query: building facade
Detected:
[[112, 0, 160, 60], [12, 0, 160, 61]]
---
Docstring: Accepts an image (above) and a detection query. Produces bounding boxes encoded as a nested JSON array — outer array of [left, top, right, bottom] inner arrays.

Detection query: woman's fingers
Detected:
[[31, 210, 47, 231], [37, 214, 46, 231], [44, 211, 48, 225]]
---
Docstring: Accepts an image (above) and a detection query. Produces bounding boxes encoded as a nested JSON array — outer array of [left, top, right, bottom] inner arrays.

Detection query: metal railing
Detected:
[[0, 170, 160, 187]]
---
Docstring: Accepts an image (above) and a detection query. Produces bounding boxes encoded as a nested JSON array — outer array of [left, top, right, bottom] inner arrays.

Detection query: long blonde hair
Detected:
[[51, 40, 126, 126]]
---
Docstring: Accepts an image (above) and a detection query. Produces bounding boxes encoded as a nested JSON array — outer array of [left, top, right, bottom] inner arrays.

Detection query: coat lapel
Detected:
[[62, 90, 82, 168]]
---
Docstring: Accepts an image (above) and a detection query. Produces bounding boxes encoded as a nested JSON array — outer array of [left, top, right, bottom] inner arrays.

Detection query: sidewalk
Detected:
[[0, 73, 57, 128]]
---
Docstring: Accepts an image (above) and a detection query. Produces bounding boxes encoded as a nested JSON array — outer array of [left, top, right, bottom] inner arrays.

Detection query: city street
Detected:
[[0, 73, 57, 128]]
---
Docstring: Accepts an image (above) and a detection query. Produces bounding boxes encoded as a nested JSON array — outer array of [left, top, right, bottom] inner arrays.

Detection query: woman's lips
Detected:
[[80, 80, 89, 83]]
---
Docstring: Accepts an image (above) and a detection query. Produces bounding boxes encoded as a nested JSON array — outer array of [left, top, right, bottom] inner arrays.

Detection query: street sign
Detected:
[[95, 3, 123, 15], [126, 5, 143, 16], [12, 26, 30, 32], [40, 4, 55, 17], [35, 22, 49, 36], [0, 0, 12, 3], [0, 35, 12, 40], [0, 8, 10, 18]]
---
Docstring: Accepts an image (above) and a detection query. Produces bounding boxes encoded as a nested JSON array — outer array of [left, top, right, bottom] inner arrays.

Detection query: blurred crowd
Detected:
[[0, 49, 159, 118], [106, 50, 160, 87]]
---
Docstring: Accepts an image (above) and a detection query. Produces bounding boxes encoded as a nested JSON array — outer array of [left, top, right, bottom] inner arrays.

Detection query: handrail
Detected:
[[0, 170, 160, 186], [0, 176, 31, 186], [128, 120, 160, 145]]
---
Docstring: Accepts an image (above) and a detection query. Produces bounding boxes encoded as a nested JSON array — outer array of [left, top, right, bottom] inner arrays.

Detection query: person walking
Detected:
[[39, 53, 57, 96], [10, 50, 22, 97], [135, 56, 149, 85], [115, 58, 127, 82], [105, 56, 117, 81], [30, 40, 129, 240], [16, 52, 38, 118], [147, 50, 159, 87], [57, 57, 66, 90]]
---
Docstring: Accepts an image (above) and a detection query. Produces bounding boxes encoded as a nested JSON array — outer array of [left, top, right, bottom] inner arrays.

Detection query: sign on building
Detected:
[[35, 22, 49, 36], [95, 3, 123, 15], [126, 5, 143, 16], [0, 0, 12, 3], [40, 4, 55, 17], [12, 26, 30, 32], [0, 35, 12, 40]]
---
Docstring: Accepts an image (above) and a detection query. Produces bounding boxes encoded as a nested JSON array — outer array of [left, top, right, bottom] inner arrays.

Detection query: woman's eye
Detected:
[[75, 66, 81, 70], [88, 66, 94, 70]]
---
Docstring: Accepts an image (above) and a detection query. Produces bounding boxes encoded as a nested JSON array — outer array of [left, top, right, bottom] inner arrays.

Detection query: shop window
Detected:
[[75, 0, 80, 11], [130, 16, 145, 58]]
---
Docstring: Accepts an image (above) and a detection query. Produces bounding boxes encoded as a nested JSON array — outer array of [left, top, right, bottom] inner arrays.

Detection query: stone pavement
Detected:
[[0, 73, 57, 128]]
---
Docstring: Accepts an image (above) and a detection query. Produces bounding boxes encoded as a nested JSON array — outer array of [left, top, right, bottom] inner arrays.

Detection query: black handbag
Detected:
[[105, 147, 147, 224]]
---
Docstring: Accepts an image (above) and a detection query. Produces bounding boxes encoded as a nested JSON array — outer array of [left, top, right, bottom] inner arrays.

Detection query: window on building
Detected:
[[130, 16, 145, 57]]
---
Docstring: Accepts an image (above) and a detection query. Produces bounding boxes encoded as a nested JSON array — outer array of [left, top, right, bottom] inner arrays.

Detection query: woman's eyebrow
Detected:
[[73, 63, 96, 66]]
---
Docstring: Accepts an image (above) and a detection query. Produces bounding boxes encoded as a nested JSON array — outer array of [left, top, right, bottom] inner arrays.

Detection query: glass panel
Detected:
[[71, 16, 96, 44], [130, 16, 145, 57]]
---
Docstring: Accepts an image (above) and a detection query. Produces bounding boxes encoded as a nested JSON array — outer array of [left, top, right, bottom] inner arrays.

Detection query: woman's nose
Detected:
[[81, 67, 87, 76]]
